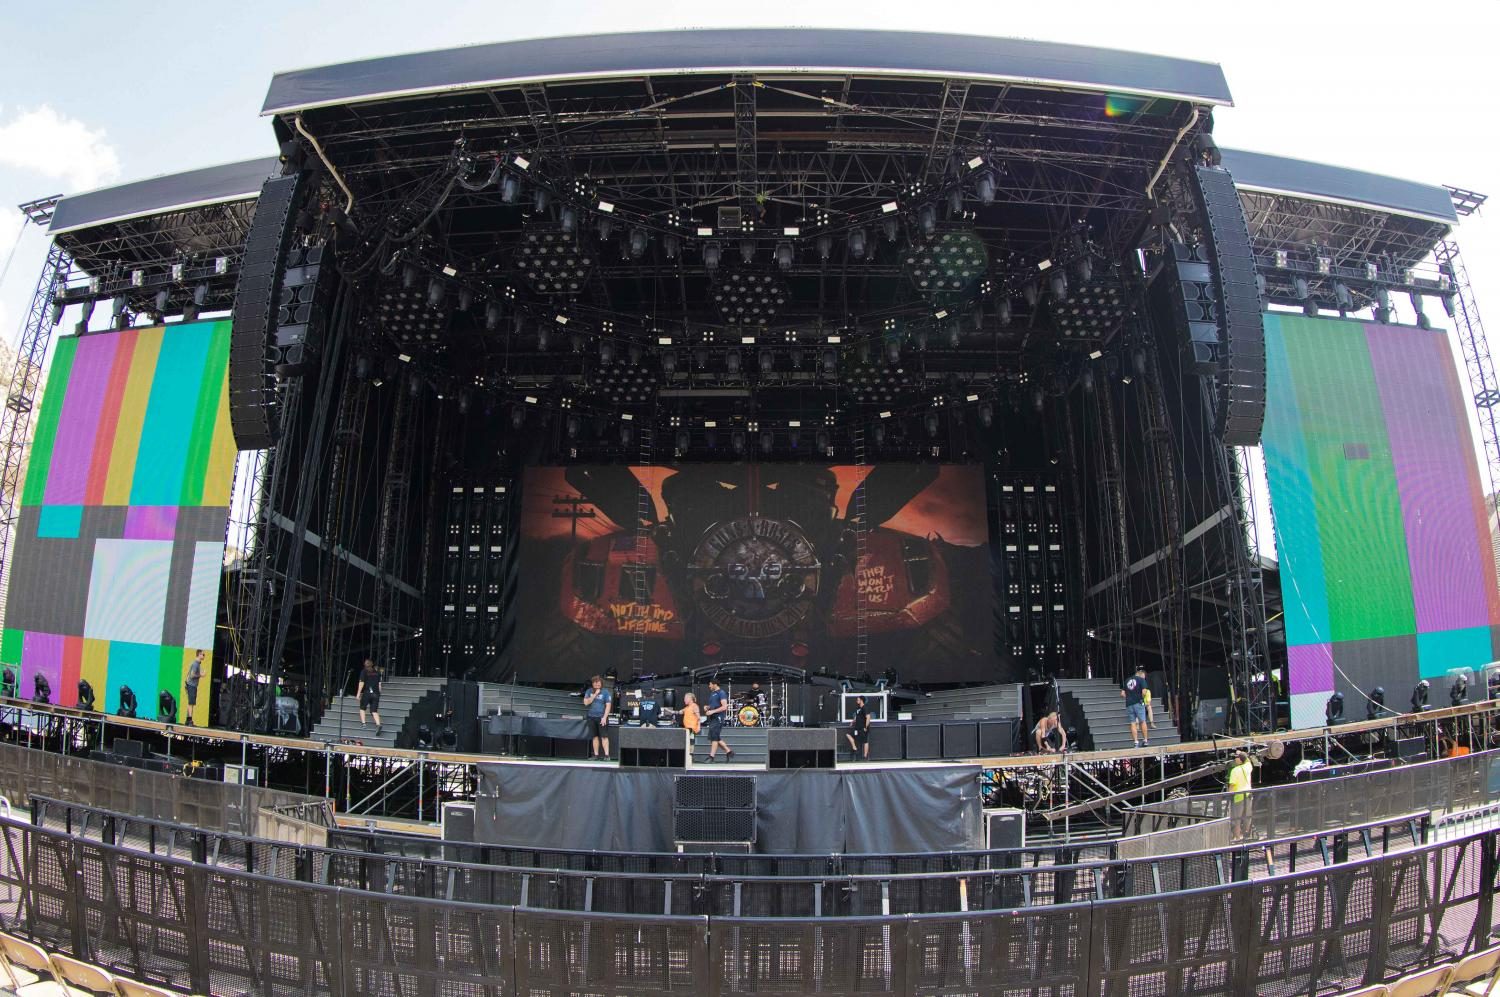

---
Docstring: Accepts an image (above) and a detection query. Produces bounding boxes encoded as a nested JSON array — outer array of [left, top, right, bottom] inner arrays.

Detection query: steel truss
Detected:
[[1437, 239, 1500, 527], [0, 200, 64, 622]]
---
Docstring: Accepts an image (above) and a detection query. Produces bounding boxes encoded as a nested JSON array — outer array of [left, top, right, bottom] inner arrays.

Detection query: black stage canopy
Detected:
[[1221, 147, 1457, 227], [48, 157, 277, 236], [263, 28, 1233, 115]]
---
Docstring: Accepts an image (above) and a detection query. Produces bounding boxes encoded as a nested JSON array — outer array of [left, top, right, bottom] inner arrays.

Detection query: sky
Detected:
[[0, 1, 1496, 439]]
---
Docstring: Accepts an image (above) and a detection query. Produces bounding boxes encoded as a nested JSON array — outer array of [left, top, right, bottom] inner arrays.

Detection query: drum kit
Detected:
[[727, 678, 789, 727]]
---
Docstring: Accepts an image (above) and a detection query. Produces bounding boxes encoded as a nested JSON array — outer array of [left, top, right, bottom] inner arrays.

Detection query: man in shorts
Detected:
[[356, 659, 383, 735], [584, 674, 613, 759], [846, 694, 872, 760], [1227, 749, 1254, 841], [1121, 666, 1150, 748], [703, 679, 734, 761]]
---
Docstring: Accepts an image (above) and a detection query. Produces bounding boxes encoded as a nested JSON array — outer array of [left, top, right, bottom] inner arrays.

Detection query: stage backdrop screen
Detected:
[[514, 464, 996, 683], [1262, 313, 1500, 728], [1, 320, 235, 724]]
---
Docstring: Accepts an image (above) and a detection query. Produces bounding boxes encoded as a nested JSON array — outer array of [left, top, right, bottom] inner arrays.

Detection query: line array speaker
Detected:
[[768, 727, 836, 769], [1193, 164, 1266, 446], [229, 170, 312, 450]]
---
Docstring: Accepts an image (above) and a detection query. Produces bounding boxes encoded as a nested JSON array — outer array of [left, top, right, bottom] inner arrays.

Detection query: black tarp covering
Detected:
[[263, 29, 1232, 114], [475, 763, 983, 854], [485, 714, 590, 739]]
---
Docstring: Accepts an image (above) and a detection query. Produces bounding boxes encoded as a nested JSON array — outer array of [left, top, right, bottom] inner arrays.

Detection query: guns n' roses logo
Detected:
[[690, 517, 820, 639]]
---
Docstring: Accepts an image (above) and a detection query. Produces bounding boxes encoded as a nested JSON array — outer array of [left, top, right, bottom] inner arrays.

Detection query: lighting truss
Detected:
[[901, 228, 989, 295], [377, 283, 452, 350], [1051, 279, 1130, 343], [844, 363, 917, 407], [587, 360, 659, 407]]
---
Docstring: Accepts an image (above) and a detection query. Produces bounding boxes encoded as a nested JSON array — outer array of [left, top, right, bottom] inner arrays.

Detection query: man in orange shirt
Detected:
[[681, 693, 702, 744]]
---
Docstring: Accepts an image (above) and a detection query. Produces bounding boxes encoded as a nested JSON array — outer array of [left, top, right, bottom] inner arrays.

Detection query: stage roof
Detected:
[[48, 157, 277, 236], [1221, 148, 1457, 226], [261, 28, 1234, 114]]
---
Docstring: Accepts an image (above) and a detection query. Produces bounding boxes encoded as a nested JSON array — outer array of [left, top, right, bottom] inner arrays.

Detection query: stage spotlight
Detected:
[[703, 241, 722, 271], [1442, 292, 1457, 318], [536, 325, 550, 350], [629, 227, 648, 258], [427, 277, 446, 308], [485, 302, 502, 332], [705, 428, 718, 449], [732, 431, 746, 455], [788, 428, 800, 449], [620, 423, 632, 446], [76, 298, 94, 333], [1032, 387, 1045, 412], [77, 679, 95, 712], [760, 431, 773, 453], [500, 175, 520, 203], [511, 407, 525, 429], [726, 351, 741, 374], [1367, 686, 1385, 720], [1325, 692, 1344, 724], [628, 343, 642, 365], [457, 287, 474, 312], [775, 241, 793, 271], [916, 328, 929, 351], [662, 351, 677, 374], [1074, 256, 1093, 283], [790, 347, 805, 368], [158, 689, 177, 723], [559, 205, 577, 234], [882, 215, 899, 243], [821, 349, 837, 376], [815, 429, 830, 453], [1333, 282, 1353, 312], [1373, 287, 1392, 324], [533, 188, 550, 213], [118, 686, 137, 718], [599, 340, 614, 363], [154, 289, 170, 315], [979, 402, 994, 428], [918, 203, 937, 237], [759, 350, 774, 373], [1081, 369, 1096, 392], [975, 172, 996, 204], [566, 414, 580, 439], [946, 322, 960, 348], [996, 299, 1012, 326], [873, 422, 886, 445], [816, 234, 833, 259], [664, 234, 680, 259], [739, 240, 756, 265], [675, 428, 690, 451], [597, 216, 614, 241], [1451, 674, 1469, 707], [1411, 679, 1429, 712], [32, 673, 49, 705], [457, 390, 471, 415], [947, 188, 963, 217], [885, 338, 901, 364], [1410, 290, 1432, 329], [925, 411, 940, 437], [1049, 271, 1068, 302], [1023, 281, 1039, 307], [848, 228, 867, 260]]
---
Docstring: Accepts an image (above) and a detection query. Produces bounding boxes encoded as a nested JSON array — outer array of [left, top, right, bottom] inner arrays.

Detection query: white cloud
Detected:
[[0, 105, 120, 192]]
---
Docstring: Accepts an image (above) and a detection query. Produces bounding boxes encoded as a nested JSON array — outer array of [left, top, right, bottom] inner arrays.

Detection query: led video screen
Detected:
[[1261, 313, 1500, 728], [513, 464, 996, 683], [1, 320, 235, 723]]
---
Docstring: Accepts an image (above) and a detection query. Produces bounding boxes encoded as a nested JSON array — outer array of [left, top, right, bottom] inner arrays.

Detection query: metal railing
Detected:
[[0, 814, 1490, 995]]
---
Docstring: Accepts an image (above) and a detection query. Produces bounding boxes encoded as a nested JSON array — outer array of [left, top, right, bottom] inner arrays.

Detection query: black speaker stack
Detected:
[[229, 170, 314, 450], [993, 475, 1071, 670], [673, 774, 756, 847], [768, 727, 836, 769], [439, 482, 512, 662], [273, 242, 335, 377], [620, 726, 689, 767]]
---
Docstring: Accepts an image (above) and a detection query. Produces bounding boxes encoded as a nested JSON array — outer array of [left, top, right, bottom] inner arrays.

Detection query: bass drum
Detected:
[[737, 705, 761, 727]]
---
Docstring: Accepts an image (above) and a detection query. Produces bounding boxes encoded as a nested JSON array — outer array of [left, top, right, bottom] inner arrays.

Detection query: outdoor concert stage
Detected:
[[0, 27, 1494, 835]]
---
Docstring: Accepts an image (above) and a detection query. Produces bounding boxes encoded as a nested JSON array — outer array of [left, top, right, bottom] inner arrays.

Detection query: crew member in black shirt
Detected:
[[1121, 666, 1149, 748], [846, 695, 871, 760]]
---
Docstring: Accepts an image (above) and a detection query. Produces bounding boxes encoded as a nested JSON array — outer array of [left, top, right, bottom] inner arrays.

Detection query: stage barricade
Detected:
[[0, 813, 1488, 995], [0, 739, 322, 836]]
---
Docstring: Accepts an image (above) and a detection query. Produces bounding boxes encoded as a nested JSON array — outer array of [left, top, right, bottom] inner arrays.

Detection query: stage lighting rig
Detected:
[[1450, 674, 1469, 707], [32, 673, 50, 705], [1367, 686, 1385, 720], [845, 363, 917, 407], [77, 680, 95, 712], [713, 272, 789, 326], [1324, 692, 1343, 724], [587, 359, 658, 407], [903, 229, 987, 294], [1051, 277, 1130, 343], [517, 226, 593, 294], [1411, 679, 1429, 713], [376, 279, 451, 350]]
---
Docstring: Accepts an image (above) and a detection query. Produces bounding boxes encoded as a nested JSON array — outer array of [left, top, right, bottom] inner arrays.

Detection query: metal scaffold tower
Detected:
[[0, 197, 64, 626]]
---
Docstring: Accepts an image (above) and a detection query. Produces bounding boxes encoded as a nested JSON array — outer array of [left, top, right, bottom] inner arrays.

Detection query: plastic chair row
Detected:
[[0, 932, 198, 997], [1346, 942, 1500, 996]]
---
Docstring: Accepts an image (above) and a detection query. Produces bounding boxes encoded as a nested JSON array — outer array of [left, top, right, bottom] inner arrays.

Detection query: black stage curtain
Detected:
[[475, 763, 982, 853]]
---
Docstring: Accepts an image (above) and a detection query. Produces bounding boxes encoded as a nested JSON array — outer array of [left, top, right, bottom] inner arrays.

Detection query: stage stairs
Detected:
[[903, 683, 1024, 721], [311, 676, 448, 748], [695, 724, 770, 765], [1056, 677, 1181, 751]]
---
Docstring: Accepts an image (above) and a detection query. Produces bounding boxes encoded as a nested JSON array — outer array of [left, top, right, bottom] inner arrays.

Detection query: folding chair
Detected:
[[1386, 964, 1455, 997], [48, 954, 117, 996], [0, 932, 67, 995], [1448, 944, 1500, 997], [113, 977, 194, 997]]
